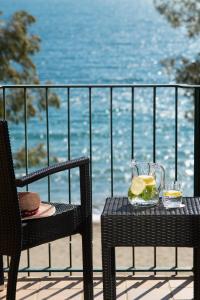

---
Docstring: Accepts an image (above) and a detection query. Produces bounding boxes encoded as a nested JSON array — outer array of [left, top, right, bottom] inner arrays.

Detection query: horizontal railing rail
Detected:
[[3, 267, 193, 273], [0, 83, 199, 275], [2, 83, 200, 87]]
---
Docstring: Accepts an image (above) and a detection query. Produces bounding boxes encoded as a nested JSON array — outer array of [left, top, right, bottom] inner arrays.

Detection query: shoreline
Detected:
[[92, 214, 101, 223]]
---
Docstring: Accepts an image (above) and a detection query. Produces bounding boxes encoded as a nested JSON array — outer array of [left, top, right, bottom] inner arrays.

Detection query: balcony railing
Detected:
[[1, 83, 200, 275]]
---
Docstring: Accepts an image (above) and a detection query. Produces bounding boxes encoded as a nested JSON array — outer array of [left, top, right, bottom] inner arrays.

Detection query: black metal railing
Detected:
[[1, 83, 199, 275]]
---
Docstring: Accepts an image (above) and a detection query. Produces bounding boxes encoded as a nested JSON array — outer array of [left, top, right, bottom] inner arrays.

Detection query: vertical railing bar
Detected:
[[24, 87, 28, 188], [175, 86, 178, 275], [131, 87, 135, 160], [3, 87, 6, 119], [131, 87, 135, 275], [67, 87, 72, 275], [153, 86, 157, 275], [153, 86, 156, 163], [46, 88, 50, 199], [175, 87, 178, 181], [68, 87, 71, 202], [6, 256, 9, 271], [3, 87, 9, 269], [45, 87, 52, 276], [132, 247, 135, 276], [24, 87, 30, 276], [89, 87, 92, 199], [194, 87, 200, 196], [110, 87, 113, 197], [3, 87, 8, 269], [175, 247, 178, 276]]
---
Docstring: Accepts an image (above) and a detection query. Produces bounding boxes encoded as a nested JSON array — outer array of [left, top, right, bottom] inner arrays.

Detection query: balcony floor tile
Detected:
[[0, 276, 194, 300]]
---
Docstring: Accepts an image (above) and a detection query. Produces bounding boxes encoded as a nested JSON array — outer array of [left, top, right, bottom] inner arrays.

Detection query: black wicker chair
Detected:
[[0, 120, 93, 300]]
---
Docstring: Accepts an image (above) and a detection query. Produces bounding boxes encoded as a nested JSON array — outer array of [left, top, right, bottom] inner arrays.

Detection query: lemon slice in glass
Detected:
[[131, 176, 146, 196], [139, 175, 156, 186], [163, 190, 182, 197]]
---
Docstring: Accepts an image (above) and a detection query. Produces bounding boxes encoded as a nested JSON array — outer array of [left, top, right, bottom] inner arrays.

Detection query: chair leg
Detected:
[[0, 255, 4, 291], [6, 252, 21, 300], [82, 217, 93, 300]]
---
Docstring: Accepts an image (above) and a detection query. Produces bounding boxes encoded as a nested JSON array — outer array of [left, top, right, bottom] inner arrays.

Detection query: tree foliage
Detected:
[[0, 11, 40, 83], [154, 0, 200, 86], [0, 10, 60, 166], [14, 143, 58, 168], [0, 10, 60, 123], [154, 0, 200, 37]]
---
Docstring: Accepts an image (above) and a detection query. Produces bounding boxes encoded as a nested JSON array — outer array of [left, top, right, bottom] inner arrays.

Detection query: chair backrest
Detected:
[[0, 120, 21, 255]]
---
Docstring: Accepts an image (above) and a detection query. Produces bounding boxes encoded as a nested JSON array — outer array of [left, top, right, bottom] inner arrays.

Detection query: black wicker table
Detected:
[[101, 197, 200, 300]]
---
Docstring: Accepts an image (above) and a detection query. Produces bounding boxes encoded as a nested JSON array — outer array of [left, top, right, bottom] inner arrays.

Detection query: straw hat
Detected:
[[18, 192, 55, 220]]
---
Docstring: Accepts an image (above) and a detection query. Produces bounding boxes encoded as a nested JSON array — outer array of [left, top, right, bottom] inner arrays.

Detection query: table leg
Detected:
[[194, 247, 200, 299], [102, 246, 116, 300]]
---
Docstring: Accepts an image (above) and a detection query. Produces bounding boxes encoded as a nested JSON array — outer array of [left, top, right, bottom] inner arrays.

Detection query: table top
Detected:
[[102, 197, 200, 217]]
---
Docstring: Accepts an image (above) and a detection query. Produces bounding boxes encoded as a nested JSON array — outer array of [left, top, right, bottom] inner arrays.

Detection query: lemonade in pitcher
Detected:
[[128, 161, 165, 206]]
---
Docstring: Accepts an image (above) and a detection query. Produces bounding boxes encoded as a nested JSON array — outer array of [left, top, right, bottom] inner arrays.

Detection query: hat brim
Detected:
[[22, 203, 56, 220]]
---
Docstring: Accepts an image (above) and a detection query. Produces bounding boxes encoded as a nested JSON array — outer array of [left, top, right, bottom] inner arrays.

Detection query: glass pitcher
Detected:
[[128, 161, 165, 207]]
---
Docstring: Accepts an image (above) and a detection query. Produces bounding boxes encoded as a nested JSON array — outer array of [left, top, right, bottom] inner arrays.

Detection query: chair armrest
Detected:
[[16, 157, 89, 187], [16, 156, 92, 218]]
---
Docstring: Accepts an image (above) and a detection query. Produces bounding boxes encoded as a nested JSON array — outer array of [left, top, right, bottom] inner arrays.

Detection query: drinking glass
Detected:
[[162, 181, 184, 209]]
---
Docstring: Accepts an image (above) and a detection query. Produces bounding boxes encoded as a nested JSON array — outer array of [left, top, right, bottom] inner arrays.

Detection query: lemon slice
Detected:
[[139, 175, 156, 186], [163, 190, 182, 197], [131, 177, 146, 196]]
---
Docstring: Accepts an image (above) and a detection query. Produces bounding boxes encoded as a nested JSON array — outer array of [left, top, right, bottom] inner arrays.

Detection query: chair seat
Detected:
[[22, 202, 82, 250]]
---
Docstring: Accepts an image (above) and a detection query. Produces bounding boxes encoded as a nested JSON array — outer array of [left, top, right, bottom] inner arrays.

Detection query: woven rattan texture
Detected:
[[101, 197, 200, 299], [0, 120, 93, 300], [101, 197, 200, 247], [22, 203, 82, 249], [0, 121, 21, 255]]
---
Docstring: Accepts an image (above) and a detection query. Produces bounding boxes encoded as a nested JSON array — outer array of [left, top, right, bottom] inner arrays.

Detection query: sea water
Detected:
[[1, 0, 197, 216]]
